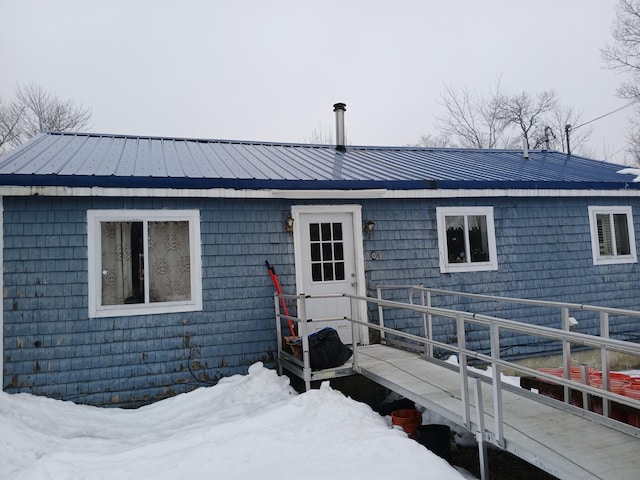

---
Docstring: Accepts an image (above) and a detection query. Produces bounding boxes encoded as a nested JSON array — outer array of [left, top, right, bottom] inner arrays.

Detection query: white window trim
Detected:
[[436, 206, 498, 273], [588, 205, 637, 266], [87, 209, 202, 318]]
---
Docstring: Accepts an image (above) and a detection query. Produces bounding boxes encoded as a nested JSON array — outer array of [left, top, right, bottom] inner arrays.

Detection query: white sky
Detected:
[[0, 0, 634, 163]]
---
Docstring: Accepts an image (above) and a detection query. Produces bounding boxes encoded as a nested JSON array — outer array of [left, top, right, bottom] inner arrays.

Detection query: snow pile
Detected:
[[0, 362, 466, 480]]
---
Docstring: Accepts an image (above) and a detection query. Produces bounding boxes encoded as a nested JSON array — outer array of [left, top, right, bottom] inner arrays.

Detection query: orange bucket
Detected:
[[391, 409, 422, 439]]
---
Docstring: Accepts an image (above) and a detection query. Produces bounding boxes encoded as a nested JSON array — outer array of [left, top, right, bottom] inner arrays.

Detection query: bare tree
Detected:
[[602, 0, 640, 164], [0, 84, 91, 154], [494, 90, 557, 149], [427, 80, 592, 155], [548, 105, 594, 156], [435, 84, 508, 148], [0, 98, 23, 152], [626, 116, 640, 162], [414, 132, 456, 148], [602, 0, 640, 98], [304, 125, 334, 145]]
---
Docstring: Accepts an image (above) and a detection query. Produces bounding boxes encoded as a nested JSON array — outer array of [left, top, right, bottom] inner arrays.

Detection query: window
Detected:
[[588, 206, 636, 265], [88, 210, 202, 318], [436, 206, 498, 273], [309, 222, 345, 282]]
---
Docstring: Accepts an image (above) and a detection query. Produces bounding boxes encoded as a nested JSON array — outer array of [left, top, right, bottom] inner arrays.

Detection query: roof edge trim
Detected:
[[0, 174, 637, 192]]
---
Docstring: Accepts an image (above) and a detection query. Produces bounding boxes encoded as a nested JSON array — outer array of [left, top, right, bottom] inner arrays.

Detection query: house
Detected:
[[2, 105, 640, 406]]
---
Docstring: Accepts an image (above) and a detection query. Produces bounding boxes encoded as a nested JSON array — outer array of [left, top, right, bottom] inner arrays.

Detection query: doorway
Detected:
[[292, 205, 367, 345]]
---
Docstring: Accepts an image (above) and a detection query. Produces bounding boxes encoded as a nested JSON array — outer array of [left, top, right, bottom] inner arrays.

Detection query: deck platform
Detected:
[[353, 344, 640, 480]]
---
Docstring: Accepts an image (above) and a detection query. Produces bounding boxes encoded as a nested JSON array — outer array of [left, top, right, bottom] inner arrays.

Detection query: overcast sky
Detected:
[[1, 0, 635, 163]]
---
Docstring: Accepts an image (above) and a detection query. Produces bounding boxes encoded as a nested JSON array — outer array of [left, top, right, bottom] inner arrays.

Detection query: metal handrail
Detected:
[[376, 284, 640, 318], [274, 289, 640, 442], [375, 284, 640, 415]]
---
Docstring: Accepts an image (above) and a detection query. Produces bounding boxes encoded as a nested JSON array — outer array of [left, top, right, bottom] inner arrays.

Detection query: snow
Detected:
[[617, 167, 640, 181], [0, 362, 469, 480]]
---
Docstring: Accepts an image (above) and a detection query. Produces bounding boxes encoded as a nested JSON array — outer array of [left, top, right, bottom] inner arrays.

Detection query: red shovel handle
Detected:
[[266, 261, 295, 336]]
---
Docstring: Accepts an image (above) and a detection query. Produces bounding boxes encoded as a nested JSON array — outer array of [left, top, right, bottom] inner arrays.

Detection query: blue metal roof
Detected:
[[0, 131, 636, 191]]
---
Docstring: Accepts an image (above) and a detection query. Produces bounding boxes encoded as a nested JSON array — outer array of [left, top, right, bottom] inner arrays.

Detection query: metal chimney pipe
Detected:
[[333, 102, 346, 151]]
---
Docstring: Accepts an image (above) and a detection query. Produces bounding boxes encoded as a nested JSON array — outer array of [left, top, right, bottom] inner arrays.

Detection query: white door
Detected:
[[292, 205, 367, 345]]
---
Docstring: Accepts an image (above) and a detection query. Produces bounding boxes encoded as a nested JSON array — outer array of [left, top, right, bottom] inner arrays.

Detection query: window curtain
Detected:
[[148, 221, 191, 302], [445, 215, 465, 263], [101, 222, 134, 305], [467, 215, 489, 262]]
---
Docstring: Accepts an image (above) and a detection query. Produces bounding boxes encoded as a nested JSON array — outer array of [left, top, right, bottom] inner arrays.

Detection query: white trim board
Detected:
[[0, 196, 3, 390], [2, 185, 640, 199]]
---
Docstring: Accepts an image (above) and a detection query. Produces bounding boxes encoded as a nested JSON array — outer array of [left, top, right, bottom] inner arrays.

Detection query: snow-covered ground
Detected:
[[0, 362, 470, 480]]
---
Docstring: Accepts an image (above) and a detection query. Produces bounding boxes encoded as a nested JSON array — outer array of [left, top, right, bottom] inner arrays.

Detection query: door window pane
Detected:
[[323, 263, 334, 281], [322, 243, 333, 261], [312, 263, 322, 282], [310, 223, 320, 242], [311, 243, 321, 262], [335, 262, 345, 280], [321, 223, 331, 241], [309, 221, 346, 282], [333, 223, 343, 240]]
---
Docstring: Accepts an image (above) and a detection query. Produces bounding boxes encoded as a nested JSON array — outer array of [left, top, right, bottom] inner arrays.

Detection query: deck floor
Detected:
[[353, 344, 640, 480]]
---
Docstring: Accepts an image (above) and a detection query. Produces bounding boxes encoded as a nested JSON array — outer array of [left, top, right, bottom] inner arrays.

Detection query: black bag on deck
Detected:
[[309, 327, 353, 370]]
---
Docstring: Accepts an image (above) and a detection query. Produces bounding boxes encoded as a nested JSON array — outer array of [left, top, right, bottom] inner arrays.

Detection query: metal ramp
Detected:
[[274, 286, 640, 480], [354, 344, 640, 480]]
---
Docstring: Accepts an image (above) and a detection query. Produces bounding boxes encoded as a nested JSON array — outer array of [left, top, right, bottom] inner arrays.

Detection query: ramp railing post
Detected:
[[425, 289, 433, 358], [274, 293, 283, 375], [299, 294, 312, 392], [350, 295, 359, 369], [457, 314, 471, 429], [600, 311, 610, 418], [419, 285, 433, 358], [376, 285, 386, 343], [561, 306, 572, 404], [580, 364, 590, 411], [474, 376, 490, 480], [490, 323, 504, 447]]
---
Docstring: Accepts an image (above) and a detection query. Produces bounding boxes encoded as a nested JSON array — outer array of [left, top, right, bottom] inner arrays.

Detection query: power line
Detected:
[[572, 99, 639, 130], [607, 140, 632, 161]]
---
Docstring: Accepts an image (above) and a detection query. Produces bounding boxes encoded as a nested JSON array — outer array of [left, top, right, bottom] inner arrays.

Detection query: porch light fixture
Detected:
[[364, 220, 375, 237], [285, 213, 294, 233]]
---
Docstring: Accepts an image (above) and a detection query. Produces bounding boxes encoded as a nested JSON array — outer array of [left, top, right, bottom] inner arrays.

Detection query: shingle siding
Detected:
[[3, 194, 640, 406], [360, 196, 640, 357], [3, 196, 295, 406]]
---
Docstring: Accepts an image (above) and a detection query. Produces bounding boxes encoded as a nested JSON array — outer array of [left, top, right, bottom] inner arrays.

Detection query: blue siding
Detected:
[[3, 195, 640, 406], [3, 196, 296, 406], [360, 197, 640, 358]]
